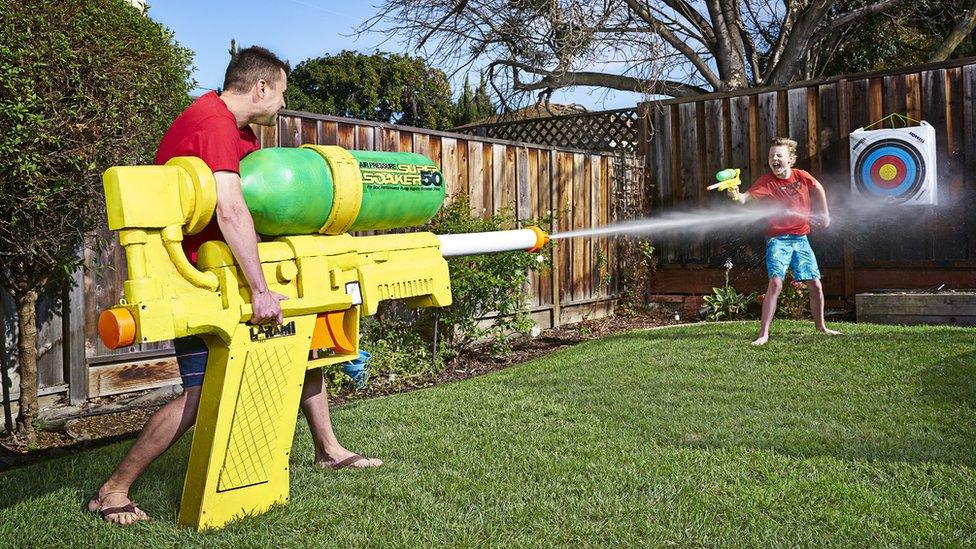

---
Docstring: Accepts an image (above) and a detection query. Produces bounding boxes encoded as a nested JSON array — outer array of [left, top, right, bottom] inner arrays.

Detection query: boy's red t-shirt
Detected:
[[154, 91, 260, 263], [746, 168, 818, 237]]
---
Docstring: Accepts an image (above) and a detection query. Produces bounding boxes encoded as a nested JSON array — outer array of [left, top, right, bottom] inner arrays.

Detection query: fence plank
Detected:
[[758, 91, 778, 153], [356, 125, 374, 149], [677, 102, 700, 262], [923, 68, 963, 262], [65, 267, 87, 404], [964, 65, 976, 259], [516, 146, 530, 222], [787, 88, 810, 164], [729, 96, 752, 184], [557, 152, 574, 303], [441, 137, 459, 199], [279, 116, 301, 147], [301, 118, 317, 145], [571, 153, 586, 301], [467, 141, 484, 214], [482, 143, 494, 218], [652, 105, 673, 209], [590, 154, 602, 296]]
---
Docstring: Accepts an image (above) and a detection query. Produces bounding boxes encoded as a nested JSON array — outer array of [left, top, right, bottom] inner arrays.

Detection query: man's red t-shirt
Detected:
[[746, 168, 818, 237], [155, 91, 260, 263]]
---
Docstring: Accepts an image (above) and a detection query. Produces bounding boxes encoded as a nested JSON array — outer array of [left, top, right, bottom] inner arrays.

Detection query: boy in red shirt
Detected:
[[735, 137, 841, 345]]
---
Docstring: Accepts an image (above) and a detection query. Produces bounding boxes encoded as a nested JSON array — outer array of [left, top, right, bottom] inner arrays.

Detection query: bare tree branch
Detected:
[[830, 0, 911, 29], [928, 0, 976, 62], [622, 0, 722, 88], [495, 59, 708, 96], [660, 0, 716, 47]]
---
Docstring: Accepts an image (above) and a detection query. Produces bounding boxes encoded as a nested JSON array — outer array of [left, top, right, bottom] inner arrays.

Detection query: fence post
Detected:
[[549, 150, 561, 326], [64, 265, 87, 404], [0, 293, 13, 432]]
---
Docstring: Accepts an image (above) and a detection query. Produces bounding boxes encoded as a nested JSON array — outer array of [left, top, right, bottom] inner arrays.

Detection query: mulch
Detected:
[[0, 311, 678, 470]]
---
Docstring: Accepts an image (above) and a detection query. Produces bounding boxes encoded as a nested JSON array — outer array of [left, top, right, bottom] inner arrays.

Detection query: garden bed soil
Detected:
[[0, 311, 677, 470]]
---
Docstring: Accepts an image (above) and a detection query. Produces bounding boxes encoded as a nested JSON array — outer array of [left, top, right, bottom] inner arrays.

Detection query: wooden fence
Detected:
[[1, 112, 620, 410], [637, 56, 976, 301]]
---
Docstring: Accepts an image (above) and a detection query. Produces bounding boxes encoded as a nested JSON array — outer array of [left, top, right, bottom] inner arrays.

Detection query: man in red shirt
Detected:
[[736, 137, 841, 346], [89, 47, 381, 526]]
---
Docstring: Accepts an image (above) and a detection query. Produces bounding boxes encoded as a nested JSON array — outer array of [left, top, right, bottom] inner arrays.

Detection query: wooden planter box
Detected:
[[856, 291, 976, 326]]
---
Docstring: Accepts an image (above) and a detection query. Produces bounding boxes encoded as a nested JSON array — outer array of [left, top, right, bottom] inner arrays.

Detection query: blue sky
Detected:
[[148, 0, 642, 111]]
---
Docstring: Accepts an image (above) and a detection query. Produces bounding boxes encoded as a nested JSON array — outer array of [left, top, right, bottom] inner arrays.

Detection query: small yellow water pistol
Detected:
[[707, 168, 741, 200]]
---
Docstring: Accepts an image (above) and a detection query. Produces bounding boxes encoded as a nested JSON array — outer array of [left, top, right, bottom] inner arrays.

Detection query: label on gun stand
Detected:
[[249, 321, 297, 342]]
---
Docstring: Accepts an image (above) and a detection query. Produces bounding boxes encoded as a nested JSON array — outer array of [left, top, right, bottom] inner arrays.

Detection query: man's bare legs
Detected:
[[753, 277, 783, 346], [807, 278, 841, 336], [91, 367, 380, 525], [301, 369, 382, 469], [89, 386, 202, 525]]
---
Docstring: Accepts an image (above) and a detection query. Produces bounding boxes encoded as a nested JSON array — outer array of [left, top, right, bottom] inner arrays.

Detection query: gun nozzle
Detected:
[[99, 307, 136, 349], [526, 226, 550, 252]]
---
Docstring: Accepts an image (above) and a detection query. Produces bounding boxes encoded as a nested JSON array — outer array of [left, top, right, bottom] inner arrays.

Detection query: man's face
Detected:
[[254, 69, 287, 126], [768, 145, 795, 178]]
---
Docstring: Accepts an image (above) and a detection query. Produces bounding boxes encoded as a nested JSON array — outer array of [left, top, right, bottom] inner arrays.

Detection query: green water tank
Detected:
[[239, 145, 445, 236]]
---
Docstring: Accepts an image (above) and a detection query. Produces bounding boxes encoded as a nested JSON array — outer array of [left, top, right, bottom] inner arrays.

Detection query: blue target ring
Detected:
[[859, 146, 916, 196], [853, 138, 926, 202]]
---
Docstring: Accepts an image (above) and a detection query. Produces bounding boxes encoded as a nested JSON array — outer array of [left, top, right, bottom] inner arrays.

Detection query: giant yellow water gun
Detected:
[[97, 145, 548, 531], [707, 168, 742, 200]]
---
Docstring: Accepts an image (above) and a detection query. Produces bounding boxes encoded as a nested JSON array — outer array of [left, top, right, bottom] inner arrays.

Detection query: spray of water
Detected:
[[551, 203, 787, 240]]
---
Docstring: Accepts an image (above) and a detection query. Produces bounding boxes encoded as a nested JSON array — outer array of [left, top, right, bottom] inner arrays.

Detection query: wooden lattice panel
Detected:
[[458, 108, 640, 152]]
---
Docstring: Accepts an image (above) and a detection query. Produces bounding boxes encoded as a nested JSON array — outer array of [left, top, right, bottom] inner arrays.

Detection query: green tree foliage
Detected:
[[0, 0, 194, 440], [816, 0, 976, 77], [454, 75, 496, 126], [286, 51, 457, 130]]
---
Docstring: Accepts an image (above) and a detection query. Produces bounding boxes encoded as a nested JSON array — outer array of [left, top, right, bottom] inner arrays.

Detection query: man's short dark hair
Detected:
[[222, 46, 290, 93]]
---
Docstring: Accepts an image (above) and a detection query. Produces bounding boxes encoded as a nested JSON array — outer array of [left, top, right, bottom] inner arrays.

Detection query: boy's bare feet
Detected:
[[88, 489, 149, 526], [315, 447, 383, 470], [817, 327, 842, 336], [751, 335, 769, 346]]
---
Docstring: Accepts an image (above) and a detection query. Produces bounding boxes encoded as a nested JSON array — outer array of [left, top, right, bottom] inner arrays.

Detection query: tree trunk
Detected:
[[14, 289, 38, 443]]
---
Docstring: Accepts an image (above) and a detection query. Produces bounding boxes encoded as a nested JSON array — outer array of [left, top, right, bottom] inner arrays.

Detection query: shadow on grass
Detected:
[[0, 432, 187, 519], [920, 350, 976, 410]]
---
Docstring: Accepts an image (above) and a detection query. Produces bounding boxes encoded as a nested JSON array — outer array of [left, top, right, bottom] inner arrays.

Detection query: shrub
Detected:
[[0, 0, 194, 439], [702, 259, 756, 321], [418, 196, 549, 360], [348, 196, 549, 391], [773, 271, 810, 319]]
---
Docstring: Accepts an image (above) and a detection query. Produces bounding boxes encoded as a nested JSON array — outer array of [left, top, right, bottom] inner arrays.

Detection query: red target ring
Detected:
[[869, 154, 907, 189]]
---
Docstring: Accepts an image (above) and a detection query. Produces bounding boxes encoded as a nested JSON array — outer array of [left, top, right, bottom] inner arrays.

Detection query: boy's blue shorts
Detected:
[[766, 235, 821, 281], [174, 336, 208, 388]]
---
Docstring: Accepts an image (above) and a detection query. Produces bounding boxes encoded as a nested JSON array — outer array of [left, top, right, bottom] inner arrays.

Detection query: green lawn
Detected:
[[1, 321, 975, 547]]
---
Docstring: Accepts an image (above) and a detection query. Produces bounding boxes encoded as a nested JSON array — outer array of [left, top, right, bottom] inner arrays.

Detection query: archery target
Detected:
[[849, 121, 937, 205]]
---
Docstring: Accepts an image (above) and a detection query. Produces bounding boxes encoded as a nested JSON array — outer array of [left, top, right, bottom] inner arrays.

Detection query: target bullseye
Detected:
[[877, 164, 897, 181]]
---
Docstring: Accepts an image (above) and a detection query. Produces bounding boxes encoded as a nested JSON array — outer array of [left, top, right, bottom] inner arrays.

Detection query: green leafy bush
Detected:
[[771, 271, 810, 319], [0, 0, 194, 438], [345, 196, 548, 392], [703, 259, 756, 321], [419, 196, 549, 360], [703, 286, 756, 321]]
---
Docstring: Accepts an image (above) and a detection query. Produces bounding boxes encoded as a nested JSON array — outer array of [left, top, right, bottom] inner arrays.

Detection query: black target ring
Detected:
[[853, 138, 927, 203]]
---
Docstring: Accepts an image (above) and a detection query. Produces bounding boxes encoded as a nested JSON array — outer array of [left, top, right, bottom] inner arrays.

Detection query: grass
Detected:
[[1, 321, 974, 547]]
